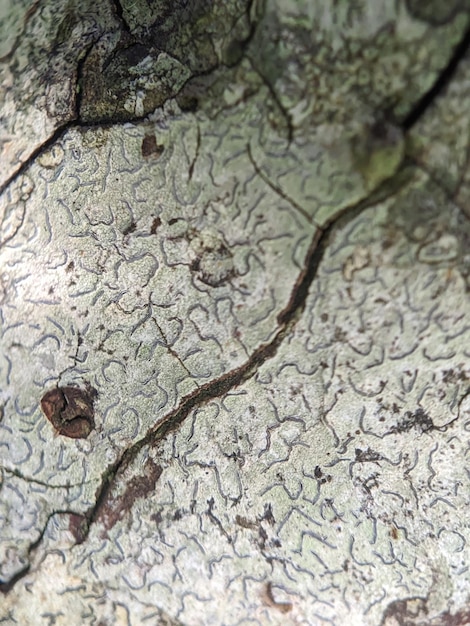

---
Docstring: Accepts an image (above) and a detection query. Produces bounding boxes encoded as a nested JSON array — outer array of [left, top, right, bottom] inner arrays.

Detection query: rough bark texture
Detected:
[[1, 1, 470, 625]]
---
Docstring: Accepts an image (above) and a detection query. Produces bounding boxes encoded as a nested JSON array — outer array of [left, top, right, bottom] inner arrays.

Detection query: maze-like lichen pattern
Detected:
[[2, 1, 470, 625], [2, 163, 470, 625]]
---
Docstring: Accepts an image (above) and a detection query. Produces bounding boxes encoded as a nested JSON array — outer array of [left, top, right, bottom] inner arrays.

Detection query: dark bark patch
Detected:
[[262, 582, 293, 614], [122, 220, 136, 235], [235, 514, 257, 530], [141, 134, 164, 158], [260, 503, 275, 525], [355, 447, 383, 463], [380, 597, 428, 625], [40, 385, 96, 439], [392, 407, 434, 434], [150, 217, 161, 234], [380, 596, 470, 625], [176, 93, 199, 112], [98, 458, 163, 532], [68, 513, 89, 544]]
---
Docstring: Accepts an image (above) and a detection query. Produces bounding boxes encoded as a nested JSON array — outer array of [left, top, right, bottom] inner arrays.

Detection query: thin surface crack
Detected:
[[245, 55, 293, 144], [247, 142, 317, 226], [1, 466, 92, 490], [0, 125, 70, 198]]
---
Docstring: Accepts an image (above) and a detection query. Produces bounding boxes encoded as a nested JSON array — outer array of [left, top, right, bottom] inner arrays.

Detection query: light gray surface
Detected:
[[1, 1, 470, 624]]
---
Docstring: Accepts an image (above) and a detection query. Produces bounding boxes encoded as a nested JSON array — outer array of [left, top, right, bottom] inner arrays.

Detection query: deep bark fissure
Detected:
[[402, 22, 470, 129], [84, 168, 406, 541], [110, 0, 131, 33]]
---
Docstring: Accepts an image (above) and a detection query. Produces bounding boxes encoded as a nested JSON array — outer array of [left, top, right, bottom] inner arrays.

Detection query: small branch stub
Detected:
[[40, 385, 96, 439]]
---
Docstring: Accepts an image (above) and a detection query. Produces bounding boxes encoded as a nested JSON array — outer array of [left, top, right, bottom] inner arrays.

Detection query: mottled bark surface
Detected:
[[1, 1, 470, 625]]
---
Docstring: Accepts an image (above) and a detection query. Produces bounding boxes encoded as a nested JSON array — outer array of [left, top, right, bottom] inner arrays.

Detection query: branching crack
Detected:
[[83, 166, 406, 543], [4, 7, 470, 598], [247, 143, 317, 226], [1, 28, 104, 196], [230, 0, 261, 66], [0, 509, 86, 594], [245, 55, 293, 145], [152, 317, 195, 381]]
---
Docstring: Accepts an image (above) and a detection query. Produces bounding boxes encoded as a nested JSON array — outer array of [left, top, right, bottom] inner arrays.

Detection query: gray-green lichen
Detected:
[[1, 1, 470, 625]]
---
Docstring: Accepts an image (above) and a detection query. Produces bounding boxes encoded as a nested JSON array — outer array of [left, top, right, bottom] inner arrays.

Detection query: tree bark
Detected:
[[1, 1, 470, 624]]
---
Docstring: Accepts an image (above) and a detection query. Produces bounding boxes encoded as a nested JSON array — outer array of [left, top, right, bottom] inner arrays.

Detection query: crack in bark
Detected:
[[1, 466, 93, 490], [152, 317, 195, 381], [4, 11, 470, 596], [1, 27, 105, 196], [1, 1, 261, 193], [245, 55, 294, 145], [110, 0, 131, 34], [247, 143, 316, 225], [0, 125, 70, 198], [0, 509, 87, 594], [402, 21, 470, 129], [84, 165, 407, 541], [231, 0, 260, 66]]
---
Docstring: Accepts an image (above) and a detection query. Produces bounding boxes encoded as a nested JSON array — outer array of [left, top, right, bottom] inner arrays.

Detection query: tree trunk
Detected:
[[1, 1, 470, 624]]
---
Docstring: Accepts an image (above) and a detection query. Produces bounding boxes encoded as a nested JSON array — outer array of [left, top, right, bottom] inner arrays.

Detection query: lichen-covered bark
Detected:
[[1, 1, 470, 625]]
